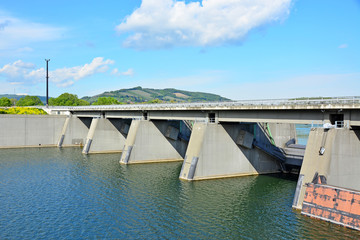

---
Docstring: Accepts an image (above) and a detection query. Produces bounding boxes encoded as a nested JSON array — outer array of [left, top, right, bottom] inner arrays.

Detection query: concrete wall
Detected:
[[0, 115, 66, 148], [82, 118, 128, 154], [267, 123, 297, 147], [293, 127, 360, 210], [327, 129, 360, 189], [120, 120, 187, 164], [180, 122, 282, 181], [60, 116, 92, 147]]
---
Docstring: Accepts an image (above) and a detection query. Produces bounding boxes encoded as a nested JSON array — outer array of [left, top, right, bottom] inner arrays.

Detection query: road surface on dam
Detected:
[[1, 146, 360, 239]]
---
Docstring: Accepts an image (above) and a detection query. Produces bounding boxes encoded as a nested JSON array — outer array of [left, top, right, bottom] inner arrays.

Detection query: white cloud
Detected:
[[338, 44, 348, 49], [0, 57, 114, 88], [116, 0, 292, 49], [0, 60, 37, 80], [0, 13, 65, 50], [121, 68, 134, 76], [111, 68, 119, 75], [10, 82, 24, 85], [112, 68, 134, 76], [16, 47, 34, 53]]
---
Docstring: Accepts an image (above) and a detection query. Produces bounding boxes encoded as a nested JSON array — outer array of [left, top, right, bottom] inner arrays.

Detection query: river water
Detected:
[[1, 126, 360, 239]]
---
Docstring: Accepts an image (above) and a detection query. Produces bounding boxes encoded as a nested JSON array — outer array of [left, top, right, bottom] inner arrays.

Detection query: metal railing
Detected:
[[312, 121, 349, 129], [40, 96, 360, 112]]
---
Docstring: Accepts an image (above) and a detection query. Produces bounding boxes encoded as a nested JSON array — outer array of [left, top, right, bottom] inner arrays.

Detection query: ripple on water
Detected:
[[1, 148, 360, 239]]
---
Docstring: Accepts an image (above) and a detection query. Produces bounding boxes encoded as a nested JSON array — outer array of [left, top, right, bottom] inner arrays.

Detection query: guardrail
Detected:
[[38, 96, 360, 111], [312, 121, 350, 129]]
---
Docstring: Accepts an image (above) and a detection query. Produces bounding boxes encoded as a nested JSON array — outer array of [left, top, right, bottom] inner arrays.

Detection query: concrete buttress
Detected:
[[293, 127, 360, 210], [179, 122, 282, 181], [120, 120, 187, 164], [82, 118, 128, 154], [292, 127, 360, 230], [59, 116, 92, 147], [57, 116, 70, 147], [82, 118, 99, 154]]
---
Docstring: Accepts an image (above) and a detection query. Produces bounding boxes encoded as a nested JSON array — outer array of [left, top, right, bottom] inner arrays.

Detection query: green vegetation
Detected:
[[49, 93, 90, 106], [0, 97, 11, 107], [146, 98, 163, 104], [0, 107, 47, 115], [92, 97, 121, 105], [16, 96, 43, 106], [10, 98, 17, 106], [0, 94, 46, 104], [82, 86, 230, 104], [0, 87, 230, 107]]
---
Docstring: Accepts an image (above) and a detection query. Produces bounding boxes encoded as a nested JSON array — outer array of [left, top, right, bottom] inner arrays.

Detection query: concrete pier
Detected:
[[293, 127, 360, 209], [82, 118, 129, 154], [292, 127, 360, 230], [179, 122, 296, 181], [120, 119, 188, 164], [58, 116, 92, 147]]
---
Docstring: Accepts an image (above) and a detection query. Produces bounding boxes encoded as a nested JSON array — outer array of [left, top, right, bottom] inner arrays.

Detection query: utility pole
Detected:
[[45, 59, 50, 107]]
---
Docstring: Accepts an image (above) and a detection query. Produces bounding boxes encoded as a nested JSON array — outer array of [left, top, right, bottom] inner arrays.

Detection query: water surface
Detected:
[[1, 148, 359, 239]]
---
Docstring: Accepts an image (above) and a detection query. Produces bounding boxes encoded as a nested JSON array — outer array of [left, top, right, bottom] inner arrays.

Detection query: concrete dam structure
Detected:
[[1, 97, 360, 230]]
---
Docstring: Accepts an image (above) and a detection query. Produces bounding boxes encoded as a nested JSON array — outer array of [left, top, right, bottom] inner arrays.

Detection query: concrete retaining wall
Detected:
[[0, 115, 66, 148]]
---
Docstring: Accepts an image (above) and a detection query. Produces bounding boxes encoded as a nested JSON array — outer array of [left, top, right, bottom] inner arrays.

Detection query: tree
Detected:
[[10, 98, 17, 106], [92, 97, 120, 105], [78, 99, 90, 106], [49, 93, 90, 106], [147, 98, 163, 104], [0, 97, 11, 107], [16, 96, 43, 106]]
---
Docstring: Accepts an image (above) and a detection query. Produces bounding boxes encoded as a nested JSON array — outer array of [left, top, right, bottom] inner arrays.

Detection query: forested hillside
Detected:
[[82, 86, 230, 104]]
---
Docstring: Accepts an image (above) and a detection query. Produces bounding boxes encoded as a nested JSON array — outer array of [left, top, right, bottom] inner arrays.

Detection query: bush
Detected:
[[1, 107, 47, 115]]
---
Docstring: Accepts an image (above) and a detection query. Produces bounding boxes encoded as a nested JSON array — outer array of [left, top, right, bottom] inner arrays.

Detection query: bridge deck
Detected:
[[41, 97, 360, 126]]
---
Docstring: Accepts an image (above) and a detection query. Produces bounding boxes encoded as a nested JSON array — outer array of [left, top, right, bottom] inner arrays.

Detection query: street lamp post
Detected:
[[45, 59, 50, 107]]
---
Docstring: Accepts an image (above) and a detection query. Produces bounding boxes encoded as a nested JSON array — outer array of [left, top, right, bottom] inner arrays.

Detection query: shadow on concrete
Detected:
[[78, 117, 92, 129], [152, 120, 190, 158], [221, 122, 284, 173], [108, 118, 132, 138]]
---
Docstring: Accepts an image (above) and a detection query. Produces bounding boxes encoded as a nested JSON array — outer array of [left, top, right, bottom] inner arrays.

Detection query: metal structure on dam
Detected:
[[1, 96, 360, 230]]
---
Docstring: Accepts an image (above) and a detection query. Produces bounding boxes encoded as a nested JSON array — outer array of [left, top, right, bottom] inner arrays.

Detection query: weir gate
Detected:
[[1, 97, 360, 230]]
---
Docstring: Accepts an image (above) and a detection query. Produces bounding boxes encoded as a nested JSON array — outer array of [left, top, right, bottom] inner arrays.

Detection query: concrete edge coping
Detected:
[[121, 158, 184, 165], [189, 170, 282, 181]]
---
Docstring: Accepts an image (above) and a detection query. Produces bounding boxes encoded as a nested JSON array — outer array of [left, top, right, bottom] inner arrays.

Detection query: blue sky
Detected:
[[0, 0, 359, 100]]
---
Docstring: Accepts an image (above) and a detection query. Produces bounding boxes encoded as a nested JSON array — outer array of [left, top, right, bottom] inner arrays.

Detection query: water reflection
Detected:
[[1, 148, 360, 239]]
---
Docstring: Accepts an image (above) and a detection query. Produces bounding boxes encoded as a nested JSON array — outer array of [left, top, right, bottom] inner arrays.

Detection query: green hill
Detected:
[[81, 86, 230, 104]]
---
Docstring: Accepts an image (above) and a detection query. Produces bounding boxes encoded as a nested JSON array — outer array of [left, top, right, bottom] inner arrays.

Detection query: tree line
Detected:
[[0, 92, 170, 107], [0, 93, 124, 107]]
